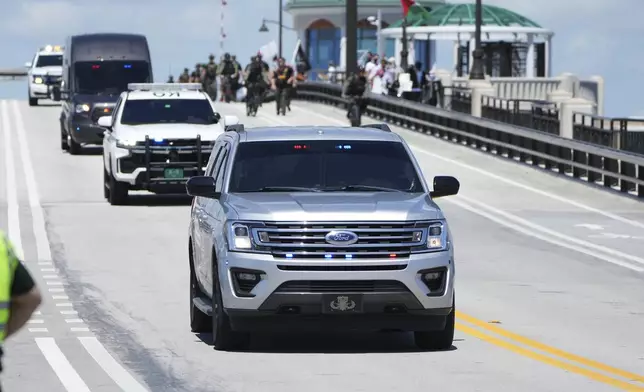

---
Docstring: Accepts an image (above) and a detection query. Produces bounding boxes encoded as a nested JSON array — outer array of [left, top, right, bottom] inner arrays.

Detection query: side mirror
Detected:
[[223, 115, 239, 126], [97, 116, 112, 128], [430, 176, 460, 199], [186, 176, 220, 199], [213, 112, 221, 122], [24, 62, 32, 68]]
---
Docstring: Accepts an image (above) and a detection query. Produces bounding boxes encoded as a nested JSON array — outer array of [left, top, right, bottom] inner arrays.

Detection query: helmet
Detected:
[[257, 51, 263, 58], [208, 54, 215, 60], [224, 53, 231, 60]]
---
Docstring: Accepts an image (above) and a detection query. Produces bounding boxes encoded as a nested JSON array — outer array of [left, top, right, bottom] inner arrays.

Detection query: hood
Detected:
[[73, 94, 120, 105], [32, 66, 62, 76], [225, 192, 444, 222], [117, 123, 225, 142]]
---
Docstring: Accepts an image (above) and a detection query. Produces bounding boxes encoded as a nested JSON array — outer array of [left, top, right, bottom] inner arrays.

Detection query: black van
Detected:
[[59, 33, 153, 154]]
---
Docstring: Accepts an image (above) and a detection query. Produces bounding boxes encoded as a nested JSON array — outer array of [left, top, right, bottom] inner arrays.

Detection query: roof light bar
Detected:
[[127, 83, 203, 92]]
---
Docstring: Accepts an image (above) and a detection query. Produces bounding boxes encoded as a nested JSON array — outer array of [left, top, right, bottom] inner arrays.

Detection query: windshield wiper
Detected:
[[255, 186, 323, 192], [322, 185, 404, 192]]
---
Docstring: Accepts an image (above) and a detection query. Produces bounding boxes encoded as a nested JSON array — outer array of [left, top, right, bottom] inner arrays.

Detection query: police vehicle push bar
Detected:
[[143, 134, 206, 184], [127, 83, 203, 92]]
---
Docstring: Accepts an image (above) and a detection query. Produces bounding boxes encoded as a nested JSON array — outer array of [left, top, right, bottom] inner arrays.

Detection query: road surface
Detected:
[[0, 98, 643, 391]]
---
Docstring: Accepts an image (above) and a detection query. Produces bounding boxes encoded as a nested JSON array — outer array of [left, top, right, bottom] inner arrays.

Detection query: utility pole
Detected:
[[346, 0, 358, 75], [400, 17, 408, 69], [278, 0, 283, 58], [469, 0, 485, 79]]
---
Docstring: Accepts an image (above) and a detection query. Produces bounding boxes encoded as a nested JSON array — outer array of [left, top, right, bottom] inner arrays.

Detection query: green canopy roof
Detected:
[[388, 3, 542, 28], [285, 0, 442, 10]]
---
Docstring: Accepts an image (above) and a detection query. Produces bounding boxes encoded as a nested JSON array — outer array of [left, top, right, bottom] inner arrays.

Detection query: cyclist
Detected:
[[203, 54, 218, 101], [244, 56, 265, 115], [342, 66, 368, 124], [0, 232, 42, 382], [270, 57, 294, 115], [217, 53, 239, 102]]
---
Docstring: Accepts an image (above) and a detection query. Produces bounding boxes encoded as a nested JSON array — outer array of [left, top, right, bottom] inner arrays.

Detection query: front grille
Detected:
[[120, 138, 213, 179], [253, 221, 430, 259], [90, 107, 114, 122], [275, 280, 409, 293]]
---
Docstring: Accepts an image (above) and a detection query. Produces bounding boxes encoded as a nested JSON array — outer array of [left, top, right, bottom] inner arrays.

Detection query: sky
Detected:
[[0, 0, 642, 116]]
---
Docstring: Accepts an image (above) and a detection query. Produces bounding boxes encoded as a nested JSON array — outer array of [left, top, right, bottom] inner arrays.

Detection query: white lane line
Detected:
[[49, 288, 65, 292], [35, 338, 91, 392], [56, 303, 73, 307], [447, 197, 644, 272], [53, 295, 69, 300], [78, 337, 149, 392], [293, 103, 644, 229], [29, 327, 48, 332], [46, 281, 64, 286], [38, 261, 53, 265], [28, 319, 45, 324], [34, 310, 42, 315], [12, 100, 53, 261], [71, 327, 90, 332], [60, 310, 78, 315], [65, 319, 84, 324], [1, 100, 24, 259], [43, 274, 59, 279], [41, 268, 56, 272]]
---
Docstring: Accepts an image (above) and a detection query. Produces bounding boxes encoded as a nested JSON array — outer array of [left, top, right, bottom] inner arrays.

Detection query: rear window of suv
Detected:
[[228, 140, 423, 193]]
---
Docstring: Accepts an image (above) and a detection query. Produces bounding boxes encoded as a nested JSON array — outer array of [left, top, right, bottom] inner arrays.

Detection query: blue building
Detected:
[[285, 0, 445, 71]]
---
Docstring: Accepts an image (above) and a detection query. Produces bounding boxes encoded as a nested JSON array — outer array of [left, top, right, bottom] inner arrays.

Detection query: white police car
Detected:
[[100, 83, 239, 205], [25, 45, 63, 106]]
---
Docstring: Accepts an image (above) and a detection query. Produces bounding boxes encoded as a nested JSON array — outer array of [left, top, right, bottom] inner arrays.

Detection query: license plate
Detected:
[[164, 168, 184, 179], [322, 294, 363, 314]]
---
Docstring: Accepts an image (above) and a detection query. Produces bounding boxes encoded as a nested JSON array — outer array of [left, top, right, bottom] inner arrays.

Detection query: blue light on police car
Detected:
[[324, 254, 332, 259], [344, 254, 353, 259], [285, 253, 293, 259], [153, 137, 164, 143], [124, 64, 131, 69]]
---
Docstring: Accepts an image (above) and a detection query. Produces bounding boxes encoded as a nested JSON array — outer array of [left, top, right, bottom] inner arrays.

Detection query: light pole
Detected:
[[469, 0, 485, 79], [346, 0, 358, 75], [367, 9, 383, 58], [259, 16, 295, 59]]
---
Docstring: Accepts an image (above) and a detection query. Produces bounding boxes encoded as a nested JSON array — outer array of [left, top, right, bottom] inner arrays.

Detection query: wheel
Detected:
[[350, 105, 361, 126], [414, 302, 455, 351], [60, 126, 69, 151], [103, 166, 110, 200], [211, 259, 250, 351], [67, 134, 82, 155], [107, 165, 128, 205], [28, 97, 38, 106], [190, 242, 212, 333]]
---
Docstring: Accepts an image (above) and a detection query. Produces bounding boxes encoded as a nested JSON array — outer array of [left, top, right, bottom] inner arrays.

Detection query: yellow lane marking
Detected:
[[456, 311, 644, 384], [455, 323, 644, 391]]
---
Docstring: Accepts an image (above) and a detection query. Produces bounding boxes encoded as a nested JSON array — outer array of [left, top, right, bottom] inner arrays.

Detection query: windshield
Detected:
[[228, 140, 423, 193], [121, 99, 218, 125], [36, 54, 62, 67], [74, 61, 150, 94]]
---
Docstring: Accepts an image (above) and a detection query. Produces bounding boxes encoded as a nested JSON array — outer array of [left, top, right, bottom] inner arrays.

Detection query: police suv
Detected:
[[99, 83, 239, 205], [186, 123, 460, 351], [25, 45, 63, 106]]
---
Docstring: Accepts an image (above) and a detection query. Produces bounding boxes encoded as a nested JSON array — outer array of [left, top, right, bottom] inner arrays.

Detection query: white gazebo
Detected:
[[380, 3, 554, 77]]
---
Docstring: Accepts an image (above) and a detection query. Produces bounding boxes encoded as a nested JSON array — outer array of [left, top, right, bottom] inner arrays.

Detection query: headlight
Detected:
[[411, 221, 449, 253], [33, 76, 43, 84], [75, 104, 90, 114], [116, 139, 137, 148], [225, 221, 268, 253]]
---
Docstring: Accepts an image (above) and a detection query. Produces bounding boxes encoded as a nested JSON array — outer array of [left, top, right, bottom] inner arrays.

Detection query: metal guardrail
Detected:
[[572, 114, 644, 156], [293, 81, 644, 199], [481, 96, 560, 135]]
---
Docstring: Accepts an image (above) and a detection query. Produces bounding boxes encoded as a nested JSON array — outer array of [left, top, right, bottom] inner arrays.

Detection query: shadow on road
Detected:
[[122, 194, 193, 207], [195, 331, 460, 354], [33, 102, 62, 107]]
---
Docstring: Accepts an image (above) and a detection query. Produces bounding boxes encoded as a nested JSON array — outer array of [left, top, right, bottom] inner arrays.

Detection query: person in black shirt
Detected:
[[270, 57, 294, 115], [342, 66, 369, 120]]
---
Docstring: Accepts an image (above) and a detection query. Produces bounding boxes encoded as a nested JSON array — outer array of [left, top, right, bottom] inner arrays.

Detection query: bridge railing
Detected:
[[292, 81, 644, 199]]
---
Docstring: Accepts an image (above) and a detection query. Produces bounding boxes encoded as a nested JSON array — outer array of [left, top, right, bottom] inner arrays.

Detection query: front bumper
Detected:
[[113, 137, 212, 192], [219, 251, 454, 331], [29, 81, 61, 99], [69, 114, 106, 144]]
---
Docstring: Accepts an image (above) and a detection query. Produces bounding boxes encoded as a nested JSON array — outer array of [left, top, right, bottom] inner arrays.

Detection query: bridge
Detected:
[[0, 66, 643, 391]]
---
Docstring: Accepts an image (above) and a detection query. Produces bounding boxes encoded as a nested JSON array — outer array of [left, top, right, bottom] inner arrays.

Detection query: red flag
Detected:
[[400, 0, 415, 16]]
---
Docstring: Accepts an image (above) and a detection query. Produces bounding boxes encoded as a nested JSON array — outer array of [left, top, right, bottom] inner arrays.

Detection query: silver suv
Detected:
[[186, 123, 460, 351]]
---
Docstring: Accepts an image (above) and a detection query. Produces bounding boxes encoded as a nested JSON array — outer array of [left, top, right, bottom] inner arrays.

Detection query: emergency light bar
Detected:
[[40, 45, 64, 52], [127, 83, 203, 92]]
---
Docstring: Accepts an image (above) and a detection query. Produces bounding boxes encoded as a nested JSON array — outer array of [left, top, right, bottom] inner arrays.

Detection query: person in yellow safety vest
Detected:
[[0, 232, 42, 382]]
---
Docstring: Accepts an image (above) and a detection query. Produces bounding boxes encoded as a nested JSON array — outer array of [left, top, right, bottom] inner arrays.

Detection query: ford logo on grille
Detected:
[[324, 230, 358, 246]]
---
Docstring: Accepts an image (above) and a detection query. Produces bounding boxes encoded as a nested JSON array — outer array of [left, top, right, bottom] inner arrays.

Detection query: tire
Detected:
[[414, 301, 455, 351], [60, 126, 69, 151], [103, 166, 110, 200], [67, 134, 82, 155], [190, 242, 212, 333], [349, 105, 361, 127], [280, 93, 287, 115], [107, 165, 128, 205], [211, 259, 250, 351], [28, 97, 38, 106]]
